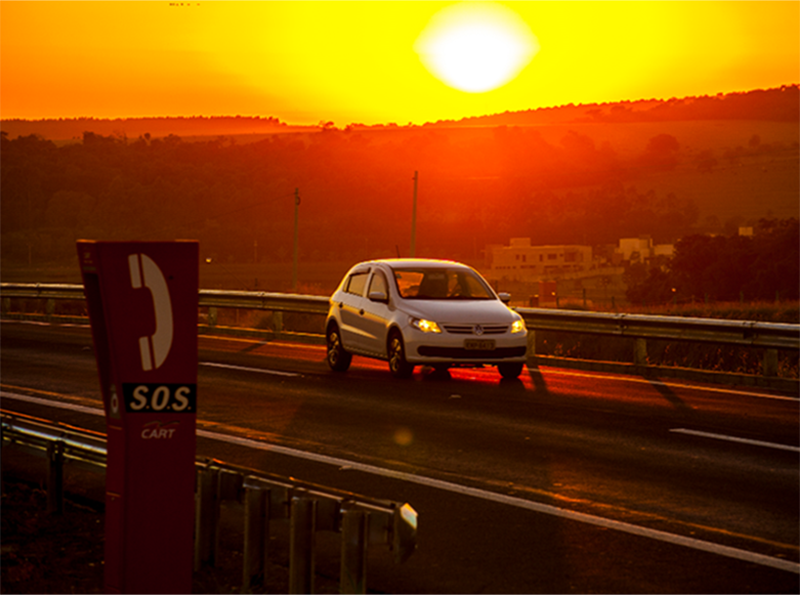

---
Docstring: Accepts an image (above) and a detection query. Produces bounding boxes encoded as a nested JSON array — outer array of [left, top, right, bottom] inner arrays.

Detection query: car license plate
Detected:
[[464, 339, 495, 351]]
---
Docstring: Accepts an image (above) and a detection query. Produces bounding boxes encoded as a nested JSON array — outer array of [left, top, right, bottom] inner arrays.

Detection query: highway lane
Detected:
[[1, 320, 798, 593]]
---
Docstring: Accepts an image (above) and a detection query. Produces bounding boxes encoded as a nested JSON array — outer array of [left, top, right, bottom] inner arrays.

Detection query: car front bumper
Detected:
[[404, 331, 528, 364]]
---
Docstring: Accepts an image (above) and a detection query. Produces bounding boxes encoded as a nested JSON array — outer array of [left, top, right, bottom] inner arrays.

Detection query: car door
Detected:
[[334, 267, 371, 353], [359, 269, 392, 357]]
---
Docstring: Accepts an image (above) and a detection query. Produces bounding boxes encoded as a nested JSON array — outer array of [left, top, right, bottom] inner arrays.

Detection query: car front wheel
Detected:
[[498, 362, 524, 379], [326, 323, 352, 372], [388, 331, 414, 378]]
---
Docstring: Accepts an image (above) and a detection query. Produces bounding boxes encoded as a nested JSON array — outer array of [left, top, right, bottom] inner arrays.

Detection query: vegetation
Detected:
[[435, 85, 800, 127], [625, 218, 799, 306], [2, 86, 798, 269]]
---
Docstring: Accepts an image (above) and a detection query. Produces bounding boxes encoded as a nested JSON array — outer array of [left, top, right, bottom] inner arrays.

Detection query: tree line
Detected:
[[0, 102, 795, 272], [432, 85, 799, 128], [625, 218, 799, 304]]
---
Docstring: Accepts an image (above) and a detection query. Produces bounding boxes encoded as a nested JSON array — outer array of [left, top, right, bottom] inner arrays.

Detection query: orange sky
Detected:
[[1, 1, 798, 126]]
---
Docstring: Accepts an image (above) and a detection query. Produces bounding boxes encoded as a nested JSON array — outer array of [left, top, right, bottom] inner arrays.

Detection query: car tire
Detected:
[[326, 323, 352, 372], [498, 362, 524, 379], [388, 331, 414, 378]]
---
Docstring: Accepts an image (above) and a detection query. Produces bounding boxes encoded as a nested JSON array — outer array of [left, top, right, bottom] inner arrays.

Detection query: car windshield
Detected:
[[392, 267, 495, 300]]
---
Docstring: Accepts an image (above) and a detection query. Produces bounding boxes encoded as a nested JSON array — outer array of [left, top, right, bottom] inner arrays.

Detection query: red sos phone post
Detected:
[[77, 241, 198, 594]]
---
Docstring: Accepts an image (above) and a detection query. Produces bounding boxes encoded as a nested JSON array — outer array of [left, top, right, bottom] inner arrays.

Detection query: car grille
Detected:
[[417, 346, 527, 359], [442, 324, 508, 335]]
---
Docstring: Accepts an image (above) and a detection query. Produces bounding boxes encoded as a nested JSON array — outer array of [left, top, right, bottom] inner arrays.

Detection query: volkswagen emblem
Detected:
[[474, 324, 484, 336]]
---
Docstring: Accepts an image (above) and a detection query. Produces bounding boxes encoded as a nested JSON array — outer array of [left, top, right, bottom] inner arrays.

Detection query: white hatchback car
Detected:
[[325, 259, 528, 379]]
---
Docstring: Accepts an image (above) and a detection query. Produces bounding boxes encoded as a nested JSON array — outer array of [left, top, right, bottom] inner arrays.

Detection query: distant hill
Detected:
[[1, 86, 797, 141], [0, 115, 316, 142], [422, 85, 799, 128]]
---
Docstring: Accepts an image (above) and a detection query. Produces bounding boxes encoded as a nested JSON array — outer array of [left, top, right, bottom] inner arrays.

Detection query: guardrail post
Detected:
[[45, 298, 55, 321], [2, 297, 10, 316], [0, 423, 5, 496], [634, 337, 647, 366], [273, 311, 284, 337], [195, 466, 218, 569], [242, 478, 271, 593], [526, 329, 536, 357], [46, 440, 65, 515], [208, 306, 218, 327], [289, 495, 316, 594], [764, 348, 779, 377], [216, 468, 244, 561], [340, 507, 368, 595]]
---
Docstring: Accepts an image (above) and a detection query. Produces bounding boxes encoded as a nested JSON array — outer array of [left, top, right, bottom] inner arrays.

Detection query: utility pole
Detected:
[[410, 171, 418, 258], [292, 188, 300, 292]]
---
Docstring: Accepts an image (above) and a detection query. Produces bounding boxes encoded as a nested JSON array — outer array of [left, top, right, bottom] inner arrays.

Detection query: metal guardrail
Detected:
[[1, 411, 417, 594], [0, 283, 330, 343], [518, 307, 799, 387], [200, 288, 330, 314], [0, 411, 106, 515], [2, 282, 799, 386], [518, 307, 800, 349]]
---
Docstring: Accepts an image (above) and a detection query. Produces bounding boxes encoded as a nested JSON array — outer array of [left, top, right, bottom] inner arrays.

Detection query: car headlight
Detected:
[[411, 318, 442, 333], [511, 319, 527, 334]]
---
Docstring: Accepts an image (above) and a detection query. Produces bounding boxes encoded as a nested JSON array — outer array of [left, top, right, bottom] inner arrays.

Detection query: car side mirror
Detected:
[[498, 292, 511, 304], [368, 291, 388, 303]]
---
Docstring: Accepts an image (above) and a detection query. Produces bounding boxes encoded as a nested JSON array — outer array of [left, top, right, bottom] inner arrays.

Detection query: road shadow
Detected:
[[237, 340, 270, 354], [648, 378, 692, 413], [419, 366, 453, 381], [525, 364, 550, 396]]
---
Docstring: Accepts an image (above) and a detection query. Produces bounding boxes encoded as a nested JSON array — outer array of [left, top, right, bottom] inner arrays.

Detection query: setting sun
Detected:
[[415, 2, 539, 93], [0, 1, 797, 124]]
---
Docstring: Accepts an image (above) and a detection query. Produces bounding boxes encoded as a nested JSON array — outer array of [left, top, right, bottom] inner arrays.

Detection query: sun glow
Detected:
[[415, 2, 539, 93], [0, 2, 797, 124]]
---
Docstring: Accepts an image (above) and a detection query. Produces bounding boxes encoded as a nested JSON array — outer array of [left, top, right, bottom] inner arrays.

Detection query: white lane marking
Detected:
[[201, 335, 326, 352], [3, 389, 798, 574], [197, 430, 799, 574], [4, 318, 795, 402], [671, 428, 800, 453], [541, 368, 799, 403], [1, 391, 104, 416], [200, 362, 299, 377]]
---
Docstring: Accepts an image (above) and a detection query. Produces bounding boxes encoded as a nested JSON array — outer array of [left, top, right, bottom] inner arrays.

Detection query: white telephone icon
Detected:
[[128, 253, 173, 371]]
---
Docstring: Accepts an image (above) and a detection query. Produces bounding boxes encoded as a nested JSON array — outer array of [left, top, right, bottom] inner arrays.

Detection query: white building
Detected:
[[487, 238, 593, 282], [616, 236, 674, 263]]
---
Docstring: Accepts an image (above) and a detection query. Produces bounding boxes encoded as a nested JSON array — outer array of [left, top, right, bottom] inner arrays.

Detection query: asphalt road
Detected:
[[1, 320, 798, 593]]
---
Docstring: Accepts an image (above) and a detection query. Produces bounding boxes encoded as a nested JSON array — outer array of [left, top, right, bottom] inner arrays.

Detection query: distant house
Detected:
[[487, 238, 593, 282], [616, 236, 674, 264]]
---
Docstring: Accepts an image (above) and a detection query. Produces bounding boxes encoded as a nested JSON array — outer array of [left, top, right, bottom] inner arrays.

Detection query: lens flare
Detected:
[[394, 427, 414, 446]]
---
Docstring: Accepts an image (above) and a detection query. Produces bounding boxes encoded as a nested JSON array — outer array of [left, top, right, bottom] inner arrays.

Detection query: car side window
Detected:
[[368, 271, 388, 296], [345, 271, 369, 297]]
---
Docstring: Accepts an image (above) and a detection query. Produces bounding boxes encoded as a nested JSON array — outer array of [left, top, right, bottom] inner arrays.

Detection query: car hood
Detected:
[[398, 299, 518, 323]]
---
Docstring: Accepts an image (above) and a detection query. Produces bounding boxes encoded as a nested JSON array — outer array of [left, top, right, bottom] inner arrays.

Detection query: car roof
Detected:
[[359, 258, 473, 270]]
